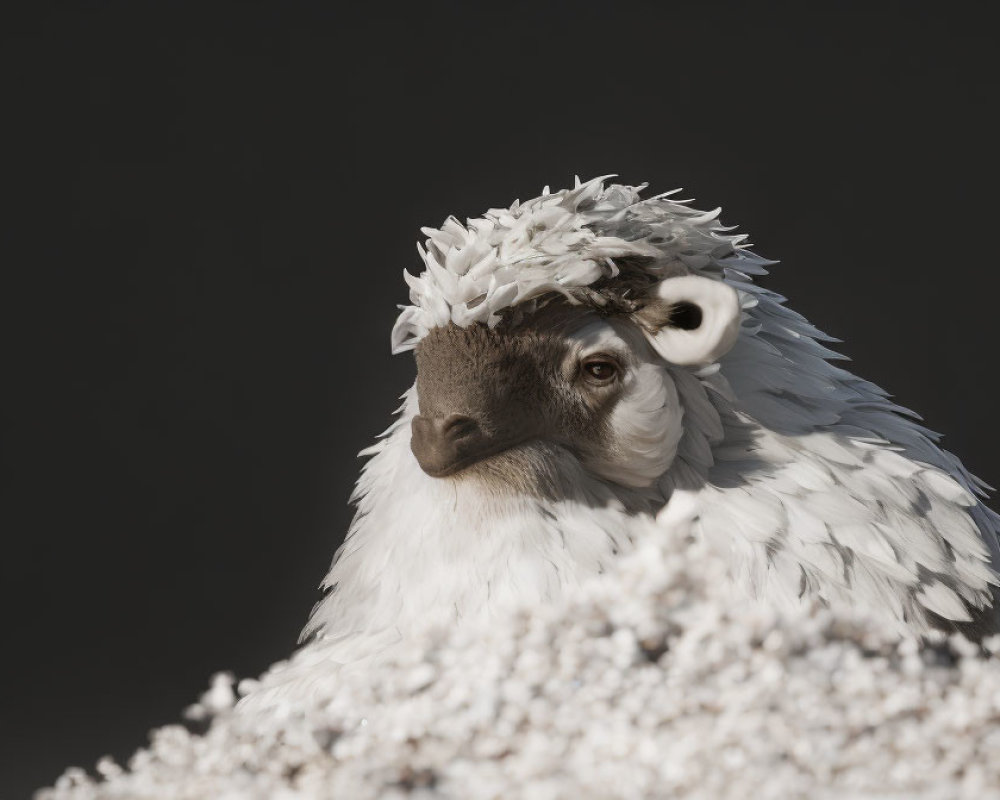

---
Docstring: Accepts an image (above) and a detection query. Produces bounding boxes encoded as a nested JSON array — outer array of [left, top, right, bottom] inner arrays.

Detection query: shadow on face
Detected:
[[410, 304, 682, 489]]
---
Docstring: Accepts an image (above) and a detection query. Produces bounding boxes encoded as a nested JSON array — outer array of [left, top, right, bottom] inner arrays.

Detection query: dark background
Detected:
[[3, 2, 997, 796]]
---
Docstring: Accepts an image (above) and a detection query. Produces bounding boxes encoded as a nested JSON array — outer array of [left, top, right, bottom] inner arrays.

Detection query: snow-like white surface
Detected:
[[40, 522, 1000, 800]]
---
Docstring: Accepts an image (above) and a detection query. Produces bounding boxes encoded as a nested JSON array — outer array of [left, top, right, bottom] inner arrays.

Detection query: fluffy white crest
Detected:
[[390, 176, 730, 353]]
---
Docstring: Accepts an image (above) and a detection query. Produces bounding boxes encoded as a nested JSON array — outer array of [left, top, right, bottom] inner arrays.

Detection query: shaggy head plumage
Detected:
[[391, 177, 737, 356]]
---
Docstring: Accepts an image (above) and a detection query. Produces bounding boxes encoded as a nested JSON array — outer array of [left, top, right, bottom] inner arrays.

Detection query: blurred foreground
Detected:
[[40, 524, 1000, 799]]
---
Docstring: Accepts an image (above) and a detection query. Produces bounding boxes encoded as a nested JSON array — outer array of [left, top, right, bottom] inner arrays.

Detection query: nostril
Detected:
[[440, 414, 479, 441]]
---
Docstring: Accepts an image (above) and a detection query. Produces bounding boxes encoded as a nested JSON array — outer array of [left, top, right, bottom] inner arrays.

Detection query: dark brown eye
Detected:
[[582, 358, 618, 384]]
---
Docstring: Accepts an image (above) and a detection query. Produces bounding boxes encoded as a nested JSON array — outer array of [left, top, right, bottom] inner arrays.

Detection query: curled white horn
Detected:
[[635, 275, 741, 366]]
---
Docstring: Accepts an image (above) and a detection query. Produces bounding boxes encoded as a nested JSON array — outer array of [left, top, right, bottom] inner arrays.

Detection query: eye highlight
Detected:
[[581, 356, 619, 385]]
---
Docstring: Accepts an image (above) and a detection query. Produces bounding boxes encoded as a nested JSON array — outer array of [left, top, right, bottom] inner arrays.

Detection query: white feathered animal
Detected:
[[275, 176, 1000, 692]]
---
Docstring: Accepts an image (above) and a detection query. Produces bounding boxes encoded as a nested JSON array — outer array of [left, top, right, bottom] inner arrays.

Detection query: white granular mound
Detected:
[[40, 524, 1000, 800]]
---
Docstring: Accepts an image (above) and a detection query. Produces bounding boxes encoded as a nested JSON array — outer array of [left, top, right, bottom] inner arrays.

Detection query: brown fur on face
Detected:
[[411, 308, 622, 479]]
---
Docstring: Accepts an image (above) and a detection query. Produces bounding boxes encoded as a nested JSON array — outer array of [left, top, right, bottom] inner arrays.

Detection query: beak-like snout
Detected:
[[411, 322, 551, 478], [411, 413, 489, 477]]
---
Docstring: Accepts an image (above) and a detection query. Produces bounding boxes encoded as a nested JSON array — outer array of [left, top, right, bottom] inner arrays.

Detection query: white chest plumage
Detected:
[[302, 388, 659, 647]]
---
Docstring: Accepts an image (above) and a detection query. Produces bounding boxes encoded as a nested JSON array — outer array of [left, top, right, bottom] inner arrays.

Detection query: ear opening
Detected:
[[634, 274, 740, 366], [667, 301, 703, 331]]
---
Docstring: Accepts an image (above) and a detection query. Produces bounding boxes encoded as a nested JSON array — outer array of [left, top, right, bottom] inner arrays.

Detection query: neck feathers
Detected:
[[302, 387, 662, 645]]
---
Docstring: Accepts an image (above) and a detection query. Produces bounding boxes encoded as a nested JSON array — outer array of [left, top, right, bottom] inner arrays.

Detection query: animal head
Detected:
[[393, 177, 747, 500], [302, 176, 1000, 650], [410, 271, 738, 488]]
